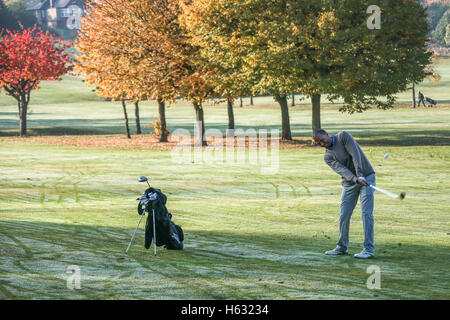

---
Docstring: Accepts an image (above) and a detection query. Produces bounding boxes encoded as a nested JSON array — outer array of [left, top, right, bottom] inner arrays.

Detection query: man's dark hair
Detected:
[[313, 128, 327, 138]]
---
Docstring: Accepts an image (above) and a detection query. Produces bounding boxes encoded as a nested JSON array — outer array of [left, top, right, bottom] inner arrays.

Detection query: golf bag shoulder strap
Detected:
[[137, 202, 145, 215]]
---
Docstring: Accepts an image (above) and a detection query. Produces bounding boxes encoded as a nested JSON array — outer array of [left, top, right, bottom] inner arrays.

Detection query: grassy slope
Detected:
[[0, 60, 449, 300], [0, 142, 448, 299]]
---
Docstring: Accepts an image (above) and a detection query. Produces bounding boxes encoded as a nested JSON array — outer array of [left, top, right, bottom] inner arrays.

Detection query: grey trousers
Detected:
[[336, 173, 375, 254]]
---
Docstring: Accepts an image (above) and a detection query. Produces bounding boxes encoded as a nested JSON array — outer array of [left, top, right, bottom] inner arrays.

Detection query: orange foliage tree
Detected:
[[75, 0, 146, 138], [75, 0, 213, 144]]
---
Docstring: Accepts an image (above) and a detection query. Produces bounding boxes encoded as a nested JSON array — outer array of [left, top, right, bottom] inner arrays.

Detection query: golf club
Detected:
[[138, 175, 157, 256], [139, 176, 151, 188], [141, 175, 156, 255], [370, 184, 405, 200], [152, 208, 157, 256], [125, 212, 145, 254]]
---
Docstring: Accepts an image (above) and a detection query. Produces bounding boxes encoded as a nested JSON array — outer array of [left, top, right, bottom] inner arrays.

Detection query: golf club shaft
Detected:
[[152, 209, 157, 256], [369, 184, 398, 199], [125, 212, 145, 254]]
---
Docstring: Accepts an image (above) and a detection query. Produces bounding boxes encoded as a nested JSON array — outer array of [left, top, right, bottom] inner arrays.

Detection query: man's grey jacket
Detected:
[[324, 131, 375, 184]]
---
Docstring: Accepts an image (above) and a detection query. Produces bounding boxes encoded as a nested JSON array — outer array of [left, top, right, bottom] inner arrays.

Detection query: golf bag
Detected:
[[425, 97, 437, 106], [137, 187, 184, 250]]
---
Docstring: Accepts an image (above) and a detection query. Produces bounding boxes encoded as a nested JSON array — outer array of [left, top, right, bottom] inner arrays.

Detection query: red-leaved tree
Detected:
[[0, 26, 73, 136]]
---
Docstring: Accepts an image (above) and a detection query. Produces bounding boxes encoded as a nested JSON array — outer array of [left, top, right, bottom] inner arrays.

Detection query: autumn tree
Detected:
[[182, 3, 254, 131], [0, 26, 73, 136], [155, 1, 215, 146], [183, 0, 432, 137], [76, 0, 212, 143], [75, 0, 145, 138], [76, 0, 177, 139], [182, 0, 308, 140], [119, 0, 184, 142], [121, 0, 215, 145]]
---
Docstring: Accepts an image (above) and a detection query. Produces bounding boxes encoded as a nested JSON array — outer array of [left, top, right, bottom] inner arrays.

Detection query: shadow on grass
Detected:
[[351, 129, 450, 146], [0, 127, 109, 136], [0, 119, 448, 146], [0, 125, 145, 137], [0, 117, 155, 137], [305, 125, 450, 146], [0, 219, 448, 299]]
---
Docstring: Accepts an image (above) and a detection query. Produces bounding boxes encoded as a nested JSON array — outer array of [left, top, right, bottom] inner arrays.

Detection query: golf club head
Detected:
[[138, 176, 148, 183], [399, 192, 406, 200]]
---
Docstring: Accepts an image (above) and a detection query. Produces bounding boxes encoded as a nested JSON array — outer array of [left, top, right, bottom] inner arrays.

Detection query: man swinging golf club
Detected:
[[313, 129, 376, 259]]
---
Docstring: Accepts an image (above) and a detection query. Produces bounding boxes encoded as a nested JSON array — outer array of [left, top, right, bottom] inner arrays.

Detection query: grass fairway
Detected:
[[0, 139, 449, 299], [0, 59, 449, 300]]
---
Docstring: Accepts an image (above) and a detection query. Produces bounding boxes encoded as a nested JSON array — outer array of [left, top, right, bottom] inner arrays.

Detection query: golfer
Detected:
[[313, 129, 375, 259]]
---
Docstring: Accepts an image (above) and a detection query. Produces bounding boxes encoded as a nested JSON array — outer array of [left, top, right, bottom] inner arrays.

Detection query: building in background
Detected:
[[26, 0, 85, 38]]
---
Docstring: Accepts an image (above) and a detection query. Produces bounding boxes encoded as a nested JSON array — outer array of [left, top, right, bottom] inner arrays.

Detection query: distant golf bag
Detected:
[[425, 97, 437, 107], [137, 188, 184, 250]]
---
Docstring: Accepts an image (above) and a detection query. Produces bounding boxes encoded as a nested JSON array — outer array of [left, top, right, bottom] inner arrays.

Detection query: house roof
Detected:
[[26, 2, 44, 10], [53, 0, 73, 8], [27, 0, 82, 11]]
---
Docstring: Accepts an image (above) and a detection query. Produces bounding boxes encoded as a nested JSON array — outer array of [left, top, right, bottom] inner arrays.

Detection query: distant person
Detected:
[[313, 129, 376, 259], [418, 91, 426, 107]]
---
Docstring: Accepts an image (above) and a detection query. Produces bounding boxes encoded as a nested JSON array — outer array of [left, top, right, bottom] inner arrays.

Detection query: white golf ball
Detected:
[[384, 153, 390, 159]]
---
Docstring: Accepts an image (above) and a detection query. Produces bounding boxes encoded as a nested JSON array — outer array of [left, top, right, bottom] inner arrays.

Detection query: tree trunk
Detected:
[[250, 96, 254, 105], [240, 96, 243, 107], [291, 93, 295, 107], [157, 98, 168, 142], [275, 94, 292, 141], [227, 97, 235, 130], [311, 93, 321, 135], [193, 101, 207, 146], [121, 100, 131, 139], [19, 96, 27, 137], [135, 102, 142, 134], [412, 83, 416, 108]]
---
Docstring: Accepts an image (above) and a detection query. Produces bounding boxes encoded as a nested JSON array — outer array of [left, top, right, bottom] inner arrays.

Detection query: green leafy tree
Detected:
[[291, 0, 432, 133], [446, 24, 450, 45], [431, 8, 450, 46], [0, 0, 18, 30], [182, 0, 313, 140], [424, 1, 450, 33], [184, 0, 432, 137], [5, 0, 36, 29], [317, 1, 431, 97], [181, 0, 255, 131]]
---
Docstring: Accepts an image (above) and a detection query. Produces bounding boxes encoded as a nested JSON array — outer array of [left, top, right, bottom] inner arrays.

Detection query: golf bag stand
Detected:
[[125, 211, 145, 255]]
